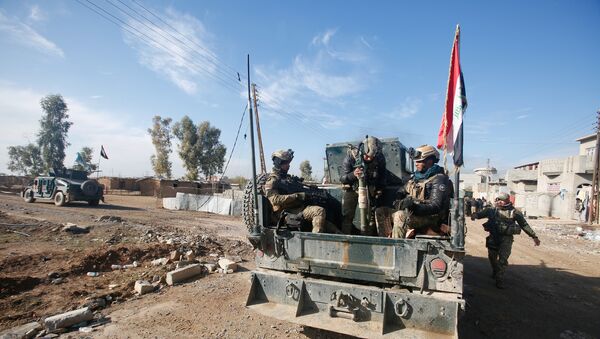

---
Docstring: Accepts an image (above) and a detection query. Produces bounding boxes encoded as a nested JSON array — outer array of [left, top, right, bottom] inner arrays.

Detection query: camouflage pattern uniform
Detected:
[[340, 137, 386, 235], [472, 195, 539, 288], [264, 149, 326, 233], [391, 167, 452, 238]]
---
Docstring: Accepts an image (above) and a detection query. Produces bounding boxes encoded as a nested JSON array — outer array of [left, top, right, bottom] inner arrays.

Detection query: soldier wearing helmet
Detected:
[[340, 136, 387, 235], [263, 149, 328, 233], [471, 192, 540, 289], [390, 144, 453, 238]]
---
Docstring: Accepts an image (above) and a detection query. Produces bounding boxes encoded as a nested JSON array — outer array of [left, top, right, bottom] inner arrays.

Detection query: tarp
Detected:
[[163, 193, 242, 216]]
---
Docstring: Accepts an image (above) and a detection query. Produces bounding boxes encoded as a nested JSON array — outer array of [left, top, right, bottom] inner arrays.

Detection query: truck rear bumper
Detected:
[[246, 270, 463, 338]]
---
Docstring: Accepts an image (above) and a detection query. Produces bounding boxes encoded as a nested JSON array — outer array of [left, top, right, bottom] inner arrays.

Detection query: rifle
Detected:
[[283, 176, 330, 207], [482, 215, 501, 249]]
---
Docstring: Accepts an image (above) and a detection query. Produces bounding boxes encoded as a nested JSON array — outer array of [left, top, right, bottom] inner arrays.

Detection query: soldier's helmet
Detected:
[[272, 149, 294, 167], [496, 193, 510, 202], [363, 136, 382, 158], [413, 144, 440, 162]]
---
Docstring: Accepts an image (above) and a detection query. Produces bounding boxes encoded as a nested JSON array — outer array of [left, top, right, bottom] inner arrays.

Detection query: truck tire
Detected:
[[88, 199, 100, 206], [54, 192, 66, 206], [81, 180, 98, 196], [23, 189, 35, 203], [242, 174, 268, 233]]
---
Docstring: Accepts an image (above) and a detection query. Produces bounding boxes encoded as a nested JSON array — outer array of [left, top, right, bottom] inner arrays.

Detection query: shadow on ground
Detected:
[[459, 255, 600, 338]]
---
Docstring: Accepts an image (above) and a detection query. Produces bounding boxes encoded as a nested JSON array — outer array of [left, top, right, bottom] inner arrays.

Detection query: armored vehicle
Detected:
[[22, 168, 104, 206], [244, 138, 465, 338]]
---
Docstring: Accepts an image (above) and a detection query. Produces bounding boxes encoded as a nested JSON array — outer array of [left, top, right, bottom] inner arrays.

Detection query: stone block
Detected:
[[0, 321, 41, 339], [166, 264, 204, 286], [218, 258, 238, 272], [169, 250, 181, 261], [44, 307, 93, 331], [134, 280, 154, 295]]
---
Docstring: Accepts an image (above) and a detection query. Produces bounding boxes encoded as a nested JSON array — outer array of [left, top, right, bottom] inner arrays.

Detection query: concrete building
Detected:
[[505, 134, 595, 219]]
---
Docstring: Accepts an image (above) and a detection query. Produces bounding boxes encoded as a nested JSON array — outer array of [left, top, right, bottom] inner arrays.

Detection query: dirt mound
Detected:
[[0, 276, 41, 296], [70, 245, 173, 274]]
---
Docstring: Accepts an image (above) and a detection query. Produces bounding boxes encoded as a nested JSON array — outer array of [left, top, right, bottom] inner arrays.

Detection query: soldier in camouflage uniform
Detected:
[[390, 145, 452, 238], [340, 136, 387, 235], [264, 149, 327, 233], [471, 193, 541, 289]]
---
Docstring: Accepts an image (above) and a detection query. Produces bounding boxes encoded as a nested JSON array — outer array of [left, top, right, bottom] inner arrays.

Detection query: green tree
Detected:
[[37, 94, 72, 171], [148, 116, 173, 178], [300, 160, 313, 181], [7, 144, 44, 176], [198, 121, 226, 181], [72, 146, 98, 172], [172, 115, 201, 181]]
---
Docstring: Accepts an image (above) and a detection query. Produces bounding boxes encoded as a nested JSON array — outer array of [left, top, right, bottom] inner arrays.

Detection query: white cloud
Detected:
[[90, 95, 103, 99], [256, 28, 373, 126], [28, 5, 45, 22], [516, 114, 529, 119], [0, 10, 64, 58], [383, 97, 422, 120], [0, 84, 155, 177], [122, 7, 220, 95]]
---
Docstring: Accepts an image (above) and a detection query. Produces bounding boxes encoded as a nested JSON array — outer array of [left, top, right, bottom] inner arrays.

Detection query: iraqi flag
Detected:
[[437, 25, 467, 167], [100, 145, 109, 160]]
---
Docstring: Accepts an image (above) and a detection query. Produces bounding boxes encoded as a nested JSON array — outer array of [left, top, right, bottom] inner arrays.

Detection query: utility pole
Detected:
[[590, 109, 600, 225], [251, 83, 267, 174]]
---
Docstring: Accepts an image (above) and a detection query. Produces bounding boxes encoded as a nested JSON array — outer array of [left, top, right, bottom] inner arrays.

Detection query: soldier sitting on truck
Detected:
[[392, 144, 452, 238], [340, 136, 387, 236], [264, 149, 340, 233]]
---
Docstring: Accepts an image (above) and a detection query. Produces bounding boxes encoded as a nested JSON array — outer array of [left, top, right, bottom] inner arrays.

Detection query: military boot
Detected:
[[495, 279, 505, 289]]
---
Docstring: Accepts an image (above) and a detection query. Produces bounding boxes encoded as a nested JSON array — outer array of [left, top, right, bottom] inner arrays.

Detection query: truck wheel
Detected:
[[23, 189, 35, 203], [242, 174, 269, 233], [54, 192, 66, 206], [88, 199, 99, 206], [81, 180, 98, 196]]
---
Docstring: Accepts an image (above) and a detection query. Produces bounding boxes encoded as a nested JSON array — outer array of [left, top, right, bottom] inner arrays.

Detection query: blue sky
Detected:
[[0, 0, 598, 179]]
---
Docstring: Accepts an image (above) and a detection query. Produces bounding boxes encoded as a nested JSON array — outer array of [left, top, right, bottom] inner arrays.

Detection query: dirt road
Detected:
[[1, 193, 599, 338]]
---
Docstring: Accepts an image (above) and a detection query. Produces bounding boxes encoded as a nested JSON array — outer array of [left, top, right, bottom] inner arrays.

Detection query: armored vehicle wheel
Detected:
[[81, 180, 98, 196], [88, 199, 100, 206], [54, 192, 66, 206], [242, 173, 269, 233], [23, 189, 35, 203]]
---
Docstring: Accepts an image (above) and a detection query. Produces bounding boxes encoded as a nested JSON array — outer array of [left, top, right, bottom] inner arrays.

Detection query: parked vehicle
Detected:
[[22, 168, 104, 206]]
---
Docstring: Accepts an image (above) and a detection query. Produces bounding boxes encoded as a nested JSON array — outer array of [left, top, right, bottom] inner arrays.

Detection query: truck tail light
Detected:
[[430, 258, 447, 278]]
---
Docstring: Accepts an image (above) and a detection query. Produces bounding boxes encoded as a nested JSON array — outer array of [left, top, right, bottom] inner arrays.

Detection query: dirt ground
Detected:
[[0, 193, 599, 338]]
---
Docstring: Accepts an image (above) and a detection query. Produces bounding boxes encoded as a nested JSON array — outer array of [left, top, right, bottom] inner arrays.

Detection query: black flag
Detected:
[[100, 145, 109, 160]]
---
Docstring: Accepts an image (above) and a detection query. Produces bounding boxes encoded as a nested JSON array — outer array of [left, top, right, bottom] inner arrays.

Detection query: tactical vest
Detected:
[[345, 150, 382, 191], [406, 174, 439, 200], [495, 208, 522, 235]]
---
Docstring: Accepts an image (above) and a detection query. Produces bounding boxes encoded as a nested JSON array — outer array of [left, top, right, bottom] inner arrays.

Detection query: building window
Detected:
[[586, 147, 596, 161]]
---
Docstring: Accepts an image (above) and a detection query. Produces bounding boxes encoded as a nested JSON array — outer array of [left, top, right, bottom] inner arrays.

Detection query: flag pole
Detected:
[[452, 25, 465, 249]]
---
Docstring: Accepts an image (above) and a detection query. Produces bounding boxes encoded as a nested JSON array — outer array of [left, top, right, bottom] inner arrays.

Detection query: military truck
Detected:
[[22, 168, 104, 206], [244, 138, 465, 338]]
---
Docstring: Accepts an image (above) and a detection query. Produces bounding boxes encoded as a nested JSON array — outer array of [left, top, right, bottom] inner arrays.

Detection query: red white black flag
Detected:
[[100, 145, 109, 160], [437, 25, 467, 167]]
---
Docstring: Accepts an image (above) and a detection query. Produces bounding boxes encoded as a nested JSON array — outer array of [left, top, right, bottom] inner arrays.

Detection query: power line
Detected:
[[112, 0, 242, 86], [220, 103, 248, 180], [76, 0, 242, 94]]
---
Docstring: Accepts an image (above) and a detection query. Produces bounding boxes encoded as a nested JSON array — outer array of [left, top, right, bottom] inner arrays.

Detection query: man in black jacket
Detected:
[[340, 136, 386, 235], [392, 144, 452, 238]]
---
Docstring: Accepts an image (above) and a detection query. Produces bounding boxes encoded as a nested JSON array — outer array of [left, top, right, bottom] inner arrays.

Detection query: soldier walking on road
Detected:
[[471, 193, 541, 289]]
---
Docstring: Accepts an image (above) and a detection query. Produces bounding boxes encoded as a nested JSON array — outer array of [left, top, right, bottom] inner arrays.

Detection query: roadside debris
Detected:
[[96, 215, 123, 223], [134, 280, 155, 295], [62, 223, 90, 234], [166, 264, 205, 286], [44, 307, 94, 331]]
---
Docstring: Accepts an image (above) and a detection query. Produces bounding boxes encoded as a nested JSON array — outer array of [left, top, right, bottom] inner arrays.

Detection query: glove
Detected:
[[470, 215, 476, 221], [296, 192, 306, 201], [395, 196, 414, 210]]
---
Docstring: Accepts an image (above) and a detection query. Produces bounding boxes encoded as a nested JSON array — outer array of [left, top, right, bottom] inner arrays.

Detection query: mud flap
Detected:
[[246, 270, 461, 338]]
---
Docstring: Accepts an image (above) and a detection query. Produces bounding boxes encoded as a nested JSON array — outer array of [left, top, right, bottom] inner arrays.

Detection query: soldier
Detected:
[[391, 145, 452, 238], [340, 136, 387, 235], [471, 193, 541, 289], [264, 149, 327, 233]]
